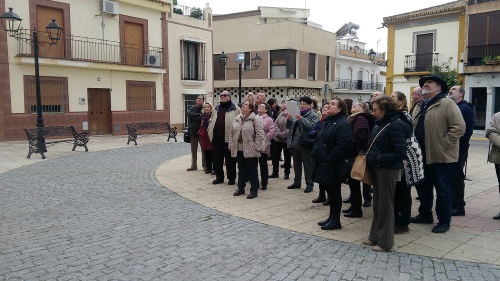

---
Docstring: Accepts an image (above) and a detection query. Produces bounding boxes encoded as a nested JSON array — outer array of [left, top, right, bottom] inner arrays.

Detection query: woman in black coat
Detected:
[[311, 98, 352, 230], [362, 96, 411, 252]]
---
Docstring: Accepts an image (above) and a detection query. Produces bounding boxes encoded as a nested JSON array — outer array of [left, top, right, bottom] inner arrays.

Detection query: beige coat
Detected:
[[208, 102, 241, 143], [486, 112, 500, 164], [412, 96, 465, 164], [228, 112, 265, 158]]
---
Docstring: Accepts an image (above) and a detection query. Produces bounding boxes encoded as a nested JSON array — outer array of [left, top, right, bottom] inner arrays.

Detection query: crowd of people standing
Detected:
[[185, 74, 499, 252]]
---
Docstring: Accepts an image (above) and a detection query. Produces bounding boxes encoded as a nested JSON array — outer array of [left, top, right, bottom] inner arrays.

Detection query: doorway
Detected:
[[471, 87, 487, 130], [88, 88, 112, 135]]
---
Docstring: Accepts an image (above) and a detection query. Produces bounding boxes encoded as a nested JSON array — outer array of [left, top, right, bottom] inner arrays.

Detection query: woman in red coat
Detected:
[[198, 102, 213, 174]]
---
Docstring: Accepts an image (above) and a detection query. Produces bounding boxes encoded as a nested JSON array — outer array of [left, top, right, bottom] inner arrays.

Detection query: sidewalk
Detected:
[[1, 135, 499, 265]]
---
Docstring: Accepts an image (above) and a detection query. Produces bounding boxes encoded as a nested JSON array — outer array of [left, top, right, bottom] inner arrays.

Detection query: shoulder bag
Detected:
[[403, 135, 424, 186], [350, 123, 390, 185]]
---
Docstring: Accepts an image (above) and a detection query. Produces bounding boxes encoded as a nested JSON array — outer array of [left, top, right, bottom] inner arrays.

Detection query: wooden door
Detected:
[[36, 6, 64, 58], [124, 22, 143, 66], [88, 88, 112, 135], [415, 33, 433, 71]]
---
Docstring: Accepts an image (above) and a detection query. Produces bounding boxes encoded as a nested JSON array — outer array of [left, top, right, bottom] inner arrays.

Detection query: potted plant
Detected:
[[483, 56, 497, 65]]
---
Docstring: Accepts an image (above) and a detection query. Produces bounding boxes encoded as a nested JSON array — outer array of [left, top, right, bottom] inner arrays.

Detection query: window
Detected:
[[24, 76, 67, 114], [244, 52, 251, 70], [326, 56, 330, 82], [127, 81, 156, 111], [181, 40, 206, 81], [270, 49, 296, 79], [213, 54, 225, 80], [415, 33, 434, 72], [308, 53, 316, 80]]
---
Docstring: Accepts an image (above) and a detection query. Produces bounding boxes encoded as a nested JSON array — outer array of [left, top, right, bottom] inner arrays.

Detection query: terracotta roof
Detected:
[[383, 0, 465, 23]]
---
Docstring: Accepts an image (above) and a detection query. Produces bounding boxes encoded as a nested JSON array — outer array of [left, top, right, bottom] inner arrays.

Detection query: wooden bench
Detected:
[[126, 122, 177, 145], [24, 126, 89, 159]]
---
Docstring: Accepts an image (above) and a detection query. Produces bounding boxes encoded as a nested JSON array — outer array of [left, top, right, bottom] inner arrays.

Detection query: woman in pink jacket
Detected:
[[257, 103, 275, 190], [229, 101, 265, 199]]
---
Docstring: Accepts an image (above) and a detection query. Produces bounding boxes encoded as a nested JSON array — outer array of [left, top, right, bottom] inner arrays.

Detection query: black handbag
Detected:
[[183, 132, 190, 143]]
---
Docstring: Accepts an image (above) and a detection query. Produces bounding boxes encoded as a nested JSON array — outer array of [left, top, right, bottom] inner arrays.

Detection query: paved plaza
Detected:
[[1, 134, 500, 280]]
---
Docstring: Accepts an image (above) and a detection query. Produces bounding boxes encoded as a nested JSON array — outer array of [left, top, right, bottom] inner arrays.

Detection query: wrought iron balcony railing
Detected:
[[467, 44, 500, 66], [404, 53, 439, 72], [468, 0, 496, 5], [333, 78, 383, 91], [14, 29, 163, 68]]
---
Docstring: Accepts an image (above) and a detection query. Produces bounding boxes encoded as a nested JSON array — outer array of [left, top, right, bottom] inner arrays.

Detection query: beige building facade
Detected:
[[0, 0, 212, 141]]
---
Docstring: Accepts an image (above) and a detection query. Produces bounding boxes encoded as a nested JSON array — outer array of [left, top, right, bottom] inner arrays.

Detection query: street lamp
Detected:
[[368, 48, 387, 67], [0, 7, 62, 152], [218, 51, 262, 104]]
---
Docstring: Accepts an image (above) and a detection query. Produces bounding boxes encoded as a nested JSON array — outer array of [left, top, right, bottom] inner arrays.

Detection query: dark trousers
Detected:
[[212, 140, 236, 182], [203, 150, 213, 172], [415, 163, 454, 224], [237, 152, 259, 194], [290, 147, 314, 189], [452, 146, 469, 210], [495, 164, 500, 192], [258, 153, 269, 187], [322, 182, 342, 220], [271, 141, 291, 175], [348, 177, 363, 212], [394, 177, 412, 226]]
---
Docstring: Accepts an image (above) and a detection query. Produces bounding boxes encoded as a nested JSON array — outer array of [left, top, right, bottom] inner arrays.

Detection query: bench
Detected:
[[24, 126, 89, 159], [126, 122, 177, 145]]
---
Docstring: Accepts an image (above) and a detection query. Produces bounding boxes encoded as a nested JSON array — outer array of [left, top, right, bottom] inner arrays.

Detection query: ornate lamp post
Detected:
[[218, 51, 262, 104], [0, 8, 62, 152]]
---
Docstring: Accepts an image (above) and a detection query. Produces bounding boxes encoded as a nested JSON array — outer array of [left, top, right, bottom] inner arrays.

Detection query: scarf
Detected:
[[202, 112, 212, 129], [300, 108, 311, 116]]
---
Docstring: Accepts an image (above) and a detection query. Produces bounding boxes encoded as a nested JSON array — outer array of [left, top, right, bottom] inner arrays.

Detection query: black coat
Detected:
[[311, 113, 352, 184], [187, 104, 203, 137], [365, 111, 411, 170]]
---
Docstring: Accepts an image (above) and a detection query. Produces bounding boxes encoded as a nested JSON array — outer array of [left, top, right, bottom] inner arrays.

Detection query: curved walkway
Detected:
[[0, 137, 499, 280]]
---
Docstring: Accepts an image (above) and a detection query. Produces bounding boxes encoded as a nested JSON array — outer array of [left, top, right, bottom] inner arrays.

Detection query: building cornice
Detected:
[[383, 0, 465, 24]]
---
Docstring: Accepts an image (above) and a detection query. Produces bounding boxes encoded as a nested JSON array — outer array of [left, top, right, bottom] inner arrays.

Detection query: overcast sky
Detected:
[[183, 0, 454, 53]]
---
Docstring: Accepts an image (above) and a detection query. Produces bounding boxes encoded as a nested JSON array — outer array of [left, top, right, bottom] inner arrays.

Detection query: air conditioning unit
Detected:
[[144, 54, 161, 67], [102, 0, 119, 15]]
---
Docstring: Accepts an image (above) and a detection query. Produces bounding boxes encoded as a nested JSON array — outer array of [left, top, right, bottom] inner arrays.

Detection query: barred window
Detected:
[[127, 81, 156, 111], [24, 76, 67, 113], [181, 40, 206, 81]]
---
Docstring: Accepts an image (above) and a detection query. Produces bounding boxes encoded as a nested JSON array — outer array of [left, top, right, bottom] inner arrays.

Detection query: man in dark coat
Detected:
[[186, 95, 206, 171], [447, 85, 474, 216]]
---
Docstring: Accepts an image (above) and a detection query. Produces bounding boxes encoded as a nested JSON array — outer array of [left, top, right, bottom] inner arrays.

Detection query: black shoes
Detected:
[[268, 173, 279, 178], [451, 208, 465, 216], [342, 197, 351, 204], [247, 193, 257, 199], [431, 223, 450, 233], [287, 184, 300, 189], [187, 167, 197, 171], [344, 210, 363, 218], [212, 179, 224, 185], [304, 186, 313, 193], [410, 215, 434, 224], [227, 180, 236, 185], [205, 170, 212, 174], [318, 217, 331, 226], [312, 196, 326, 203], [284, 174, 289, 180], [322, 198, 330, 206], [261, 185, 267, 190], [233, 189, 245, 196], [493, 213, 500, 220], [363, 198, 372, 207], [342, 206, 352, 213], [394, 225, 410, 234], [321, 219, 342, 230]]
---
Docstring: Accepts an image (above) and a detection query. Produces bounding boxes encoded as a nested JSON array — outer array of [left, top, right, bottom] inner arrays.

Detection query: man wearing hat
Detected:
[[410, 74, 465, 233]]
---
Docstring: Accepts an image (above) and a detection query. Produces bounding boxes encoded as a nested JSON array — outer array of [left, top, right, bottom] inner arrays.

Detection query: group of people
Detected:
[[185, 74, 497, 252]]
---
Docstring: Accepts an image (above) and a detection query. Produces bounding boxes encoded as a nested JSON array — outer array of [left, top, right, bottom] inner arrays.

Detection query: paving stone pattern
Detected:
[[0, 143, 499, 280]]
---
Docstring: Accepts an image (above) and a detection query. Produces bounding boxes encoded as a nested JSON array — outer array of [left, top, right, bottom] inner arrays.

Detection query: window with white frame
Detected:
[[181, 40, 206, 81]]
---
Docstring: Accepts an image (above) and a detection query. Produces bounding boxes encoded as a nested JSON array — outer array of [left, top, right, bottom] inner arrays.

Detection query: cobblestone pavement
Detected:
[[1, 142, 500, 280]]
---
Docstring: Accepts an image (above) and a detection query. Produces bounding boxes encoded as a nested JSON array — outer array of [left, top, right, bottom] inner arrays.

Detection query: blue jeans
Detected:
[[237, 152, 259, 194], [416, 163, 454, 224]]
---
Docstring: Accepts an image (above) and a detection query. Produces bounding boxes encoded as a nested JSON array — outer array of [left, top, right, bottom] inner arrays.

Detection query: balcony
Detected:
[[468, 0, 496, 5], [333, 78, 383, 91], [338, 44, 385, 62], [14, 29, 164, 68], [404, 53, 439, 72], [466, 44, 500, 66]]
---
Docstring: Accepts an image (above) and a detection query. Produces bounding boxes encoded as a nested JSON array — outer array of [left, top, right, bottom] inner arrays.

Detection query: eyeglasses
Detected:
[[220, 94, 229, 97]]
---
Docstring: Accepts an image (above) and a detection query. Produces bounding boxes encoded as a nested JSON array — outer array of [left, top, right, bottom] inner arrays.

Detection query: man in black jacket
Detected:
[[187, 95, 206, 171]]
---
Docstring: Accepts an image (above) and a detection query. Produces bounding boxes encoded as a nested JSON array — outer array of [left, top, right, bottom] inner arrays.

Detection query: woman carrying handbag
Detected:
[[361, 96, 411, 252]]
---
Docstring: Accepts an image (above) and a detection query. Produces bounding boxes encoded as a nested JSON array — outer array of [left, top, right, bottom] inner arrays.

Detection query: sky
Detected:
[[183, 0, 454, 53]]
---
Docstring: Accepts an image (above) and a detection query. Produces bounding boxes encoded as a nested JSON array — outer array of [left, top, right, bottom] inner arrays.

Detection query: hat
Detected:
[[418, 74, 448, 94]]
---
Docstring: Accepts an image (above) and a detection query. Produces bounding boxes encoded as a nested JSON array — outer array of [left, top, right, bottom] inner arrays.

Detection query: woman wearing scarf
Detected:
[[198, 102, 214, 174], [312, 98, 352, 230], [486, 112, 500, 220]]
